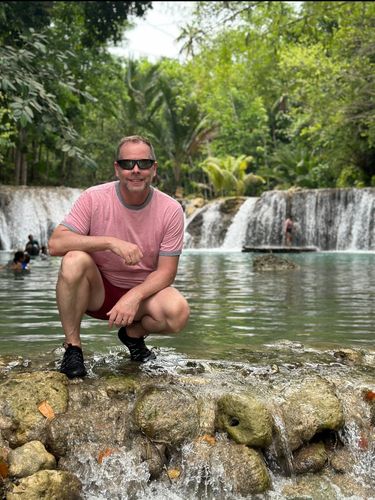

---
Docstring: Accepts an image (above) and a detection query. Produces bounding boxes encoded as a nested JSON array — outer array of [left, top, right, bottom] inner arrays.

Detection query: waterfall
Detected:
[[185, 188, 375, 251], [184, 201, 225, 249], [222, 198, 258, 250], [1, 186, 374, 251], [0, 186, 82, 250]]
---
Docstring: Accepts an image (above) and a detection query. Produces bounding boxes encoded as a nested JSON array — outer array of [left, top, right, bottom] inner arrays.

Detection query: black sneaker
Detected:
[[118, 327, 156, 362], [60, 344, 87, 379]]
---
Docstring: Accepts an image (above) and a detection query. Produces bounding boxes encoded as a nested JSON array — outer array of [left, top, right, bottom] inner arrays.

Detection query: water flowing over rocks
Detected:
[[0, 345, 374, 499], [184, 188, 375, 250], [1, 185, 374, 250], [133, 385, 200, 445], [0, 186, 82, 250], [280, 376, 344, 451]]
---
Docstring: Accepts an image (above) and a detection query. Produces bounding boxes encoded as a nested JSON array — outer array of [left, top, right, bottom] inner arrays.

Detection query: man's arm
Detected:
[[48, 225, 143, 265], [107, 255, 179, 327]]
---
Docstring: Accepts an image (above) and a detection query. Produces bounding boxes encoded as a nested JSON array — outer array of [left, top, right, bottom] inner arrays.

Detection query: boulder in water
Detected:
[[253, 254, 300, 271]]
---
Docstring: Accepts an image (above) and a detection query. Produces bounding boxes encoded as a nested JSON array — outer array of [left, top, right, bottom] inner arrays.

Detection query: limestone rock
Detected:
[[281, 377, 344, 451], [104, 375, 140, 399], [329, 448, 354, 473], [216, 393, 273, 447], [47, 399, 130, 457], [134, 436, 167, 479], [253, 254, 300, 271], [184, 197, 205, 217], [0, 372, 68, 447], [8, 440, 56, 478], [282, 475, 338, 500], [133, 386, 199, 445], [183, 439, 270, 496], [6, 469, 81, 499], [293, 442, 327, 474], [209, 441, 271, 495]]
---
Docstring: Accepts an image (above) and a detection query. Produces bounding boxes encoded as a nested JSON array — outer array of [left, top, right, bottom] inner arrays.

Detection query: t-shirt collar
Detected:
[[115, 181, 154, 210]]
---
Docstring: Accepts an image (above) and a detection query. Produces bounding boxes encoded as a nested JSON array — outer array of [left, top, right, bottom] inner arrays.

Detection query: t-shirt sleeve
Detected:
[[159, 204, 184, 256], [61, 190, 92, 235]]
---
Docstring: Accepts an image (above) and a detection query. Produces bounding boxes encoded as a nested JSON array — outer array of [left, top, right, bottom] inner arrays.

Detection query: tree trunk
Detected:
[[15, 147, 22, 185], [15, 128, 28, 185]]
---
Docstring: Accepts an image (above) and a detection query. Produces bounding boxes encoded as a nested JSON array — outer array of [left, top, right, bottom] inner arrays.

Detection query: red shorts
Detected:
[[86, 274, 130, 320]]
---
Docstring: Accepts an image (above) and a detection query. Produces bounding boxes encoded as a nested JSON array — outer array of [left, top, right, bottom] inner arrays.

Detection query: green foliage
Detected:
[[0, 1, 151, 186], [1, 1, 374, 194], [336, 166, 365, 188], [200, 154, 264, 196]]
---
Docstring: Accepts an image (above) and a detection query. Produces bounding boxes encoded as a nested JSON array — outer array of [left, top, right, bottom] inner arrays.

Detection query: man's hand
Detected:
[[110, 240, 143, 266], [106, 290, 142, 328]]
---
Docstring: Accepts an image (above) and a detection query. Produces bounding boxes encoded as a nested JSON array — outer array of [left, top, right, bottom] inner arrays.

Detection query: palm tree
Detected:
[[200, 155, 265, 197]]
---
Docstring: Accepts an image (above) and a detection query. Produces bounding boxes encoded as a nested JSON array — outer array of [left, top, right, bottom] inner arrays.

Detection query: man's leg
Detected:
[[56, 251, 104, 377], [125, 287, 190, 338], [118, 287, 189, 362]]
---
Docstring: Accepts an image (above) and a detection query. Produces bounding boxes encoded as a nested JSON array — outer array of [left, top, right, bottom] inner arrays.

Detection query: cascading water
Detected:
[[185, 188, 375, 251], [0, 186, 82, 250], [1, 186, 375, 251], [222, 198, 258, 250]]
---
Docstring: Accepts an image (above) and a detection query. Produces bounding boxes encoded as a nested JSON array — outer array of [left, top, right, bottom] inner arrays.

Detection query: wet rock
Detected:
[[282, 475, 337, 500], [329, 448, 354, 473], [281, 377, 344, 451], [104, 375, 140, 399], [133, 386, 199, 445], [220, 197, 246, 215], [253, 254, 300, 271], [187, 439, 271, 498], [333, 348, 363, 364], [8, 440, 56, 478], [208, 441, 271, 495], [134, 436, 167, 479], [293, 442, 327, 474], [215, 393, 273, 447], [197, 396, 216, 435], [185, 197, 245, 247], [184, 197, 205, 217], [47, 398, 130, 457], [0, 372, 68, 447], [6, 469, 82, 499], [0, 416, 14, 434]]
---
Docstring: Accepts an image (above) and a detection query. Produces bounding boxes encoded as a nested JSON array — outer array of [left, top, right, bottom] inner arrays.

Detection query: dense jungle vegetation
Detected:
[[0, 1, 374, 198]]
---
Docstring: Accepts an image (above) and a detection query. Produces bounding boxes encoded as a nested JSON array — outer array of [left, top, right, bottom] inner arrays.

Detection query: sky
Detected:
[[108, 2, 196, 61]]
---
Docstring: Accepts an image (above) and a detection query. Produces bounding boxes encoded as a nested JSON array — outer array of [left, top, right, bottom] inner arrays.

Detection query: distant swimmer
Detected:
[[25, 234, 40, 256]]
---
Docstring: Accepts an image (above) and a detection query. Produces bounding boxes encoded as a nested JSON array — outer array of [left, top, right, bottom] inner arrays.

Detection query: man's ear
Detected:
[[152, 162, 158, 180]]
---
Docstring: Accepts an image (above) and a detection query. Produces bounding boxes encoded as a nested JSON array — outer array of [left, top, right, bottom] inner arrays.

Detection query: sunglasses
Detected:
[[116, 159, 155, 170]]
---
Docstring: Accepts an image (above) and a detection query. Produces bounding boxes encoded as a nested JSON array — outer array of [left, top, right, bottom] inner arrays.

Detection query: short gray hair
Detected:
[[116, 135, 156, 160]]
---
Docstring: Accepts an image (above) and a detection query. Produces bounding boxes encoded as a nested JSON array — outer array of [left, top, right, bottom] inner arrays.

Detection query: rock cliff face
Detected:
[[0, 347, 374, 499]]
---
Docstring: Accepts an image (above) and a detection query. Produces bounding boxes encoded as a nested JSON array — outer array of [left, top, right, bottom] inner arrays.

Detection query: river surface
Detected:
[[0, 250, 374, 360]]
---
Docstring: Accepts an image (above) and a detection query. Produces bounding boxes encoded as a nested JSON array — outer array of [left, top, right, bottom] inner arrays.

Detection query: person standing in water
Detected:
[[284, 217, 294, 246]]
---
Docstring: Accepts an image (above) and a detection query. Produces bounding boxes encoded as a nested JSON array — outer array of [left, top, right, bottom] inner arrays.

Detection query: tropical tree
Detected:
[[0, 1, 152, 186], [200, 154, 265, 197]]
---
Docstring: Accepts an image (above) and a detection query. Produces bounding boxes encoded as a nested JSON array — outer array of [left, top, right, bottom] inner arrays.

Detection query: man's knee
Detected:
[[168, 295, 190, 333], [59, 251, 96, 282]]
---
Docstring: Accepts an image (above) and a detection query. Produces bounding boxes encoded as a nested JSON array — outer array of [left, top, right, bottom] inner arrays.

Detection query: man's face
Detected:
[[114, 142, 157, 195]]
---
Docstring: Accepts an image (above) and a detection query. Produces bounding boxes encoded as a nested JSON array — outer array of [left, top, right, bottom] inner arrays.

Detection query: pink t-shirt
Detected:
[[61, 181, 184, 288]]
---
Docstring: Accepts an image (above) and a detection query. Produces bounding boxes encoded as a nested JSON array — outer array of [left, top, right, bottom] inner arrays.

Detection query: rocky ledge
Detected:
[[0, 347, 374, 499]]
